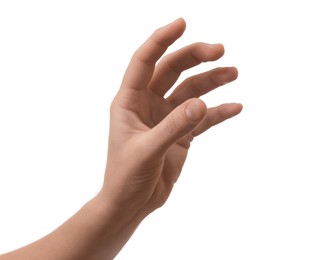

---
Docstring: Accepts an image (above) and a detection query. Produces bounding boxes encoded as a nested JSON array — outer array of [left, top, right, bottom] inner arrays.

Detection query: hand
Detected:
[[0, 18, 243, 260], [100, 18, 242, 218]]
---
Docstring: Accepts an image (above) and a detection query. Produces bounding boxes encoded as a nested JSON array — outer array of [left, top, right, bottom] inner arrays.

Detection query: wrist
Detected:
[[91, 191, 146, 233], [64, 193, 146, 260]]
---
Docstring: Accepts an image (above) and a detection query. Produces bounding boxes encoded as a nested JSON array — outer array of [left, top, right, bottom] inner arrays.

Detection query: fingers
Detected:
[[146, 98, 207, 153], [191, 103, 243, 137], [148, 43, 225, 96], [121, 18, 186, 91], [167, 67, 238, 107]]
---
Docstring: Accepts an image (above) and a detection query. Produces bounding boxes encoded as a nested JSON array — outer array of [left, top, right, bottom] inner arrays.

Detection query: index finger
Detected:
[[121, 18, 186, 91]]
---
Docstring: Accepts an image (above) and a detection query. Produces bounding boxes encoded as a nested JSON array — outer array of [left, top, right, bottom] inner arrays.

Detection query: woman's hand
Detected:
[[0, 18, 243, 260], [101, 18, 242, 218]]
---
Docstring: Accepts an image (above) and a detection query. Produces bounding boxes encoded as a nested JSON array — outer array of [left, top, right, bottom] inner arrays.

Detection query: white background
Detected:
[[0, 1, 311, 259]]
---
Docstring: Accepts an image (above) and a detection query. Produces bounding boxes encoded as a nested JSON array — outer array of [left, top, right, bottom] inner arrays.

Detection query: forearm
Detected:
[[1, 193, 143, 260]]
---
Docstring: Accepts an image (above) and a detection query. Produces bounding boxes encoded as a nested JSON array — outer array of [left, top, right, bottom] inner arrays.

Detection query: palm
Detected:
[[129, 87, 190, 175], [113, 88, 189, 209]]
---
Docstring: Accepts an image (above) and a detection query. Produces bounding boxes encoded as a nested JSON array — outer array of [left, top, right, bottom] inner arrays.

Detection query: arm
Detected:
[[1, 195, 143, 260], [1, 18, 242, 260]]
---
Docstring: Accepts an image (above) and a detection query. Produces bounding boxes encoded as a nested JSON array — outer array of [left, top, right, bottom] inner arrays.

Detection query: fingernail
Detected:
[[171, 17, 184, 24], [211, 43, 224, 48], [185, 100, 204, 121]]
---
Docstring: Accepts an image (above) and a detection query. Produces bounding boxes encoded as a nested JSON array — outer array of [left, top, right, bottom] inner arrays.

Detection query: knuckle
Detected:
[[165, 115, 179, 135], [188, 78, 203, 97]]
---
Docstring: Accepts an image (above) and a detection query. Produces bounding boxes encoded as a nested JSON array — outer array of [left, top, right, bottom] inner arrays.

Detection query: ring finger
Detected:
[[167, 67, 238, 107]]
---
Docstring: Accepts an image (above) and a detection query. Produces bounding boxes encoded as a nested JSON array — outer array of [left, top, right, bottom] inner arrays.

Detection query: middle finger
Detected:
[[148, 42, 224, 97]]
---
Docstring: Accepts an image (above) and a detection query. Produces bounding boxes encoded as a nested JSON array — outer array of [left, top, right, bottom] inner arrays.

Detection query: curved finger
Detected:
[[145, 98, 207, 154], [167, 67, 238, 107], [121, 18, 186, 91], [191, 103, 243, 137], [148, 42, 224, 96]]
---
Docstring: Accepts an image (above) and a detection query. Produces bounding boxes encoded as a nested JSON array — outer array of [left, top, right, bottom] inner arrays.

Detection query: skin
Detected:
[[1, 18, 242, 260]]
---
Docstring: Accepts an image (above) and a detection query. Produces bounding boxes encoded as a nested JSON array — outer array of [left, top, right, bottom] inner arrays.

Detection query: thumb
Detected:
[[148, 98, 207, 153]]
